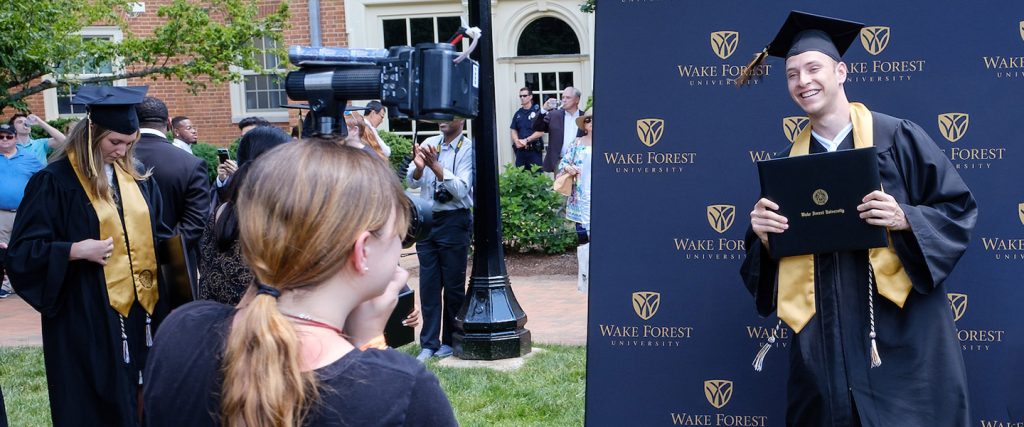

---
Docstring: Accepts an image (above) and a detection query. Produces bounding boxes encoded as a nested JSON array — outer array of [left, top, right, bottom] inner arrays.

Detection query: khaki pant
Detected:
[[0, 210, 15, 244]]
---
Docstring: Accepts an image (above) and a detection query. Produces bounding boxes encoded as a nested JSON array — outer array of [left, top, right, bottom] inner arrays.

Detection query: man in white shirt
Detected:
[[171, 116, 199, 154], [406, 118, 474, 361]]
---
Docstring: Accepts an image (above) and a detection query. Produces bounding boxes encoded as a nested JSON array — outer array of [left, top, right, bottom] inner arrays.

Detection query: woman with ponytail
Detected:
[[6, 86, 171, 426], [143, 140, 456, 426]]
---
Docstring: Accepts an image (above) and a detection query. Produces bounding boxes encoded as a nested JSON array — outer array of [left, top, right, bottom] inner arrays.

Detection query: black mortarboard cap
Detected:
[[72, 86, 149, 135], [734, 11, 864, 86], [767, 11, 865, 61]]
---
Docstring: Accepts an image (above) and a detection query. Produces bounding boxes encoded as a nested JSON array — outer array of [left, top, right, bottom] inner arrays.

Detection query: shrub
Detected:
[[190, 142, 220, 182], [499, 165, 576, 254], [380, 130, 413, 180]]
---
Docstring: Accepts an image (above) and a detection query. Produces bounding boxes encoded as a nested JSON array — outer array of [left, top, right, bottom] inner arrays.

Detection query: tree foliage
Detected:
[[0, 0, 289, 114]]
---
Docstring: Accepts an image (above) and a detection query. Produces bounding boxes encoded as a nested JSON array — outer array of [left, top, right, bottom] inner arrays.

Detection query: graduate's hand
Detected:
[[345, 266, 409, 348], [858, 190, 909, 231], [563, 165, 580, 176], [750, 198, 788, 246], [70, 238, 114, 265]]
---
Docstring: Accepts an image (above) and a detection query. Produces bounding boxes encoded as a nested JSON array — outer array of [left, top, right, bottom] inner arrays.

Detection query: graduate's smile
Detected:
[[799, 89, 821, 99]]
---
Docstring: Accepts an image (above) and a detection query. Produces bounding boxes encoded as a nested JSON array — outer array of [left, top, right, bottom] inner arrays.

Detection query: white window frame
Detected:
[[228, 35, 289, 124], [43, 27, 126, 120]]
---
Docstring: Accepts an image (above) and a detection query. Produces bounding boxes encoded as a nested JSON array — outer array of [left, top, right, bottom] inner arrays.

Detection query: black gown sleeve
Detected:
[[889, 120, 977, 293], [739, 226, 778, 316], [6, 171, 74, 317]]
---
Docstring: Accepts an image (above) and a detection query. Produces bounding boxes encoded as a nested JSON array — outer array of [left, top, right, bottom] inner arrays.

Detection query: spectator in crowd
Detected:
[[556, 109, 593, 293], [740, 12, 976, 425], [170, 116, 199, 154], [214, 116, 272, 190], [1, 124, 44, 298], [9, 112, 66, 165], [6, 86, 171, 426], [237, 116, 271, 136], [135, 97, 211, 286], [344, 111, 386, 159], [144, 140, 457, 427], [363, 100, 392, 157], [406, 118, 474, 362], [198, 126, 290, 305], [510, 87, 543, 171], [529, 87, 584, 173]]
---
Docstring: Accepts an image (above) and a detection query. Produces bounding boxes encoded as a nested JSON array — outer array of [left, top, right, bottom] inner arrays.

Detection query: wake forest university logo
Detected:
[[597, 291, 692, 348], [938, 113, 970, 143], [632, 291, 661, 320], [704, 380, 734, 409], [859, 26, 891, 56], [947, 291, 1007, 352], [948, 293, 968, 322], [706, 205, 736, 234], [783, 116, 809, 143], [636, 118, 665, 147], [672, 379, 769, 425], [710, 31, 739, 59]]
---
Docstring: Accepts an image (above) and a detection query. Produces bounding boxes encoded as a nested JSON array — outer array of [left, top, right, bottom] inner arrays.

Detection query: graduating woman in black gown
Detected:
[[5, 86, 170, 427]]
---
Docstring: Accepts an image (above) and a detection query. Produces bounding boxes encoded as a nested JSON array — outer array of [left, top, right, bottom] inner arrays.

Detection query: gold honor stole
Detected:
[[776, 103, 912, 333], [67, 150, 159, 317]]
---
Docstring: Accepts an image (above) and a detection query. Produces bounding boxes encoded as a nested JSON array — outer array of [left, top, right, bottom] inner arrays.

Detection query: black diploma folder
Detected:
[[383, 286, 416, 348], [756, 147, 887, 258], [157, 235, 196, 309]]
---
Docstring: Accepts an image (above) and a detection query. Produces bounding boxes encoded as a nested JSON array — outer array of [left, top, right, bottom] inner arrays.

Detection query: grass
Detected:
[[0, 345, 585, 426], [0, 347, 48, 427]]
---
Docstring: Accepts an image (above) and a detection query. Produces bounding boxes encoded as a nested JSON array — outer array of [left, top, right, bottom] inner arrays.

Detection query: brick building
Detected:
[[17, 0, 335, 146], [16, 0, 594, 166]]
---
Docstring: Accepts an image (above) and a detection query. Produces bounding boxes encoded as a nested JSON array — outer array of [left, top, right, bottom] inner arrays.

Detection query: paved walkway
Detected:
[[0, 274, 588, 348]]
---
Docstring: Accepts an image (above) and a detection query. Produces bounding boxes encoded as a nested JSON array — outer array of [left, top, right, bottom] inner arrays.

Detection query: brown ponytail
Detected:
[[219, 138, 410, 426], [221, 293, 316, 426]]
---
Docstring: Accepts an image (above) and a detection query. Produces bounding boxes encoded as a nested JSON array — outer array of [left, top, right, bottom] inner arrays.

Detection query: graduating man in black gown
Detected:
[[5, 86, 171, 426], [738, 12, 977, 427]]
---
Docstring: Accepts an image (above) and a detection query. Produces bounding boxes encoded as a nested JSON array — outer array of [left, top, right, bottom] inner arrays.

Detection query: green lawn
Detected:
[[0, 345, 585, 426]]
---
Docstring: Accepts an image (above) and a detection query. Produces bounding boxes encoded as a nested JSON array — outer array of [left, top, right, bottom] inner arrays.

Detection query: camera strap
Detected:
[[434, 135, 465, 193]]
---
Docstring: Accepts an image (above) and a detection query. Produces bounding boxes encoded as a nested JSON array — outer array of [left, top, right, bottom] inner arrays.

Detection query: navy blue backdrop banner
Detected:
[[587, 1, 1023, 426]]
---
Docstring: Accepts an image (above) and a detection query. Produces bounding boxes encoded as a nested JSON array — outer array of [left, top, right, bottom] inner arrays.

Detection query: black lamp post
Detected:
[[452, 0, 532, 360]]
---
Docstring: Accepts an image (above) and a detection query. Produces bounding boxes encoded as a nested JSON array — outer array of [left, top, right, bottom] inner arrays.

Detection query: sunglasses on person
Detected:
[[0, 134, 15, 140], [519, 94, 531, 98]]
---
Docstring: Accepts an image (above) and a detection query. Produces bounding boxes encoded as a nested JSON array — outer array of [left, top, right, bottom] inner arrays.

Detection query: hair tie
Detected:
[[255, 283, 281, 299]]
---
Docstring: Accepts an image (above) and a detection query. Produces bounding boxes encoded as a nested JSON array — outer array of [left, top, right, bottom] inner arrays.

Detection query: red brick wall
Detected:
[[12, 0, 348, 146]]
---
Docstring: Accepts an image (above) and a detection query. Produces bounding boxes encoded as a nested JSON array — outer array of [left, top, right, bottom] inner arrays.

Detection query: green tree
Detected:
[[0, 0, 289, 114]]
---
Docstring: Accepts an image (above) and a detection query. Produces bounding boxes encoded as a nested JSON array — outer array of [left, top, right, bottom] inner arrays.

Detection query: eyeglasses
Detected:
[[519, 94, 531, 98], [0, 135, 15, 140]]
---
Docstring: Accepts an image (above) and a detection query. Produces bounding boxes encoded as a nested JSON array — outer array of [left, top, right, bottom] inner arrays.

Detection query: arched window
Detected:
[[517, 17, 580, 56]]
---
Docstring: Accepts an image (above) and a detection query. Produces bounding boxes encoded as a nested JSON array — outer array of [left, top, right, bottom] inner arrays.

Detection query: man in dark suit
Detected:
[[527, 86, 584, 173], [134, 97, 211, 285]]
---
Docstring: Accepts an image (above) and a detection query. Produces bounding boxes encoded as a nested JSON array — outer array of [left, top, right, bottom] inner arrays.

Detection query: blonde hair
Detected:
[[220, 139, 410, 426], [344, 111, 385, 158], [54, 120, 149, 202]]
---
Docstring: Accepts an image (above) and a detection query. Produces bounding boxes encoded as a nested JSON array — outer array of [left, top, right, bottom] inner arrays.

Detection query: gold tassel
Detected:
[[734, 47, 768, 87], [86, 113, 98, 179]]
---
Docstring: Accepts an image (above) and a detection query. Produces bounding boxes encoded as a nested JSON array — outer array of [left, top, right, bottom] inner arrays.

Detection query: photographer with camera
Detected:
[[406, 118, 474, 362], [510, 87, 543, 171]]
